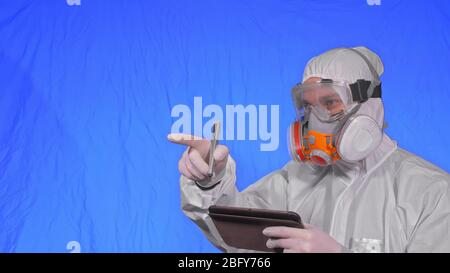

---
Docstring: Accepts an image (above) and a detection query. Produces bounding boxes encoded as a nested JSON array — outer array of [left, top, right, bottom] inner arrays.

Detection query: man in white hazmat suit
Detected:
[[168, 46, 450, 253]]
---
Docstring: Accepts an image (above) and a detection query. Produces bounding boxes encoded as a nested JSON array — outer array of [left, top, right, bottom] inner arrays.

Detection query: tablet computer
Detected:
[[208, 205, 304, 252]]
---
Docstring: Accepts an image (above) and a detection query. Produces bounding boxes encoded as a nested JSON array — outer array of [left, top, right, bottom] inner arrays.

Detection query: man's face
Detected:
[[301, 77, 346, 119]]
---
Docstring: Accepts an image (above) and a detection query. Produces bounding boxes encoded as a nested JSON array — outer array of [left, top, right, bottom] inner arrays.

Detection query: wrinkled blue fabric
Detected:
[[0, 0, 449, 252]]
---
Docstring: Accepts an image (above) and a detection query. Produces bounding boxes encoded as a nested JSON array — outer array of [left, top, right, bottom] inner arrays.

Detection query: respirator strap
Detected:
[[346, 48, 382, 103], [350, 80, 382, 102]]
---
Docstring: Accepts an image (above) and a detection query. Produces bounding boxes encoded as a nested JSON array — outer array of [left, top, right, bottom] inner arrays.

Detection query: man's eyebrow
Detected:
[[318, 94, 341, 101]]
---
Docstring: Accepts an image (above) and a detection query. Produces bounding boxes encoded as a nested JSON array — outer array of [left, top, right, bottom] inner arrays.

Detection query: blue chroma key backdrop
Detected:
[[0, 0, 449, 252]]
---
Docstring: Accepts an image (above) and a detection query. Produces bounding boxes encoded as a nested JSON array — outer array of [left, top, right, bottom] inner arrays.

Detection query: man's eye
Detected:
[[325, 100, 338, 107]]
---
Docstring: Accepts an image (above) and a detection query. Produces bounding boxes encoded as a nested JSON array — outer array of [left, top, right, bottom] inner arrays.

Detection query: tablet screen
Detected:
[[208, 205, 303, 252]]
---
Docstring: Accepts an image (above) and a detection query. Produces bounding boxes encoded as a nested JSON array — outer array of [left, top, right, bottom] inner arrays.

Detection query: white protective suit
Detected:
[[180, 47, 450, 253]]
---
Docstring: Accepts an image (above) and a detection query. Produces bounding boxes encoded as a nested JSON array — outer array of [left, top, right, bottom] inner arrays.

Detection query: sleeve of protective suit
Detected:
[[406, 177, 450, 253], [180, 155, 289, 252]]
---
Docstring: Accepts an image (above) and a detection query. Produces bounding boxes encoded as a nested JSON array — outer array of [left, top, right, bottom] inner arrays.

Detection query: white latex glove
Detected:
[[263, 224, 343, 253], [168, 133, 229, 186]]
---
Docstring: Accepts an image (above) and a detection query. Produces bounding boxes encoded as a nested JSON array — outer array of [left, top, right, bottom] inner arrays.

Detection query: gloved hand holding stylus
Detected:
[[167, 132, 229, 186]]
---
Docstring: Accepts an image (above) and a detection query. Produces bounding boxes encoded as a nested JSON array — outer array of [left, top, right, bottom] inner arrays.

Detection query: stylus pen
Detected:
[[207, 121, 220, 177]]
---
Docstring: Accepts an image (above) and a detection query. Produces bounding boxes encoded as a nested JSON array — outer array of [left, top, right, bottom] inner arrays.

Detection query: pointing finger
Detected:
[[167, 133, 209, 149]]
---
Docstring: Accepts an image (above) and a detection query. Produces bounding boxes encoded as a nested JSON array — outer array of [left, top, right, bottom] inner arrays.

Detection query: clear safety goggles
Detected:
[[291, 79, 381, 122]]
